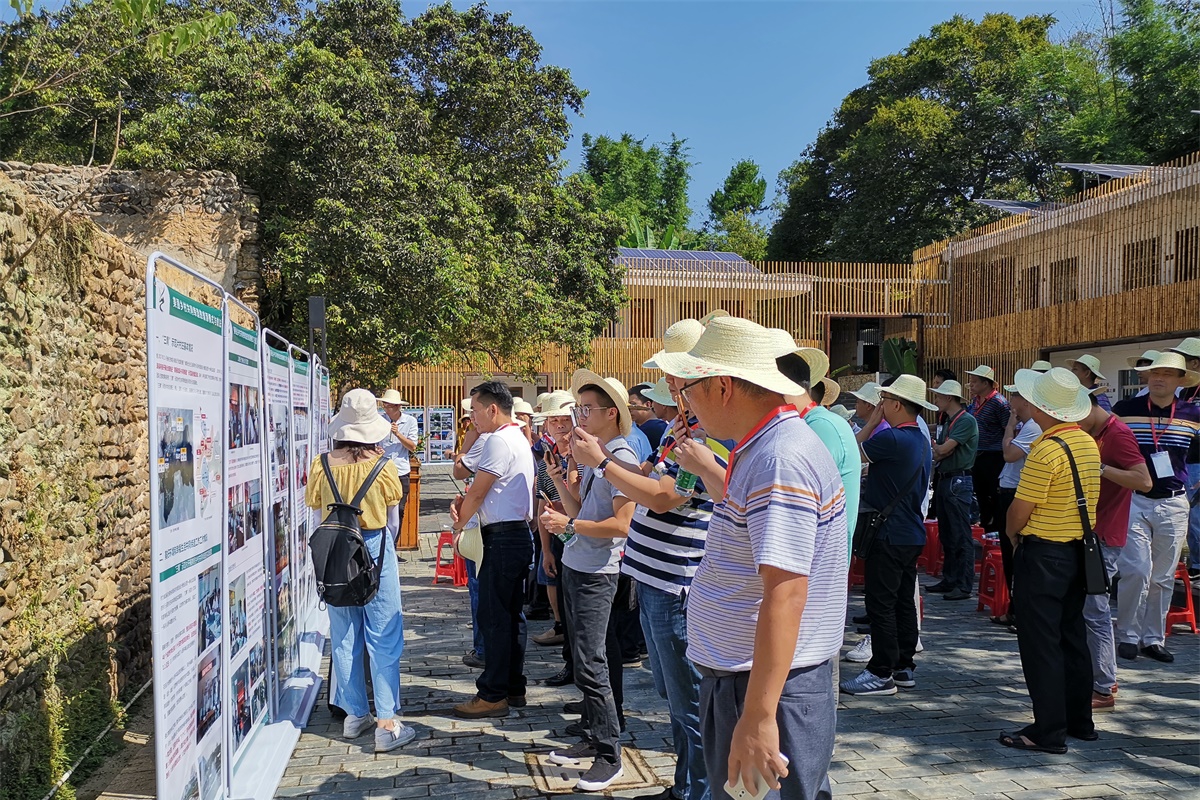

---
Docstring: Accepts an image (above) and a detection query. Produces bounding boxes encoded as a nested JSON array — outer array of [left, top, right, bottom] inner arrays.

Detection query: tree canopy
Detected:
[[708, 159, 766, 220], [1, 0, 625, 387], [577, 132, 692, 237]]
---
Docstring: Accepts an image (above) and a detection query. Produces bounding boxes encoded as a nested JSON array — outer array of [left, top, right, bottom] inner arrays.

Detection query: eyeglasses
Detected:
[[678, 377, 711, 403], [576, 404, 613, 418]]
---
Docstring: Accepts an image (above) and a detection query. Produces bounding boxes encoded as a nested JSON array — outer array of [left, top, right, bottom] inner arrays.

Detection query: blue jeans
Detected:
[[936, 474, 975, 593], [466, 559, 484, 658], [1187, 463, 1200, 570], [327, 527, 404, 719], [637, 582, 708, 800], [476, 523, 532, 702]]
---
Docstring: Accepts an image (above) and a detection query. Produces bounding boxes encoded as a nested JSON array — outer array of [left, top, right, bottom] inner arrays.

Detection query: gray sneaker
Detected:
[[549, 741, 597, 766], [374, 723, 416, 752], [576, 759, 624, 792], [839, 668, 897, 696], [893, 668, 916, 689], [343, 713, 375, 739]]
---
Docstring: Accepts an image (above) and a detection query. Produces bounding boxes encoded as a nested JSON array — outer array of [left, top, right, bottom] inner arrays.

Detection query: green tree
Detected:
[[578, 132, 692, 235], [706, 210, 769, 261], [707, 159, 766, 220]]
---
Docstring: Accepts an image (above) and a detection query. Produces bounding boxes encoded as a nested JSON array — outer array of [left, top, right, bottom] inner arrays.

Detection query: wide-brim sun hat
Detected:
[[1170, 337, 1200, 360], [819, 377, 841, 406], [1029, 360, 1053, 373], [1065, 353, 1105, 380], [1003, 369, 1039, 396], [930, 379, 968, 402], [512, 398, 535, 417], [830, 405, 855, 422], [965, 364, 997, 383], [331, 389, 392, 443], [653, 317, 804, 397], [379, 389, 405, 406], [644, 318, 705, 369], [700, 309, 730, 325], [534, 390, 575, 422], [1014, 367, 1091, 423], [570, 369, 633, 436], [775, 342, 830, 393], [1127, 350, 1160, 368], [534, 391, 553, 412], [642, 377, 677, 407], [1136, 351, 1200, 388], [849, 381, 882, 406], [460, 397, 472, 413], [879, 374, 938, 411]]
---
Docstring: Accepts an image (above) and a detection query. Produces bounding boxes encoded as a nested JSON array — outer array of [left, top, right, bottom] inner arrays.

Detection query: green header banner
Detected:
[[165, 284, 222, 334], [294, 361, 309, 377], [159, 545, 221, 581], [229, 354, 258, 368], [268, 346, 289, 367], [231, 322, 258, 352]]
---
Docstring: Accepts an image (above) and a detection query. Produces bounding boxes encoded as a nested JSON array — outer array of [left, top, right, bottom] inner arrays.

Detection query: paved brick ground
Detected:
[[275, 469, 1200, 800]]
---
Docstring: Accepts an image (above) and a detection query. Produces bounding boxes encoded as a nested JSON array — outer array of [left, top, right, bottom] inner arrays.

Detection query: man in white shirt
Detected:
[[994, 376, 1042, 624], [450, 382, 536, 719], [379, 389, 419, 542]]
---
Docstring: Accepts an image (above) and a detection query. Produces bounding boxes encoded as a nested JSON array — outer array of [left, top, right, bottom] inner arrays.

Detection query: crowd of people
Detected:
[[307, 317, 1199, 798]]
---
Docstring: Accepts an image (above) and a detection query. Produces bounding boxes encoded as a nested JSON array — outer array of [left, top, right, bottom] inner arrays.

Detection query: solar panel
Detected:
[[1055, 163, 1152, 180]]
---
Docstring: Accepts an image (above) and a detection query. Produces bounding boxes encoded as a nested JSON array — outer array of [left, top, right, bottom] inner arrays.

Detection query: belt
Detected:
[[940, 469, 971, 478], [1020, 535, 1081, 546], [1141, 489, 1186, 500], [695, 664, 743, 679], [481, 520, 532, 536]]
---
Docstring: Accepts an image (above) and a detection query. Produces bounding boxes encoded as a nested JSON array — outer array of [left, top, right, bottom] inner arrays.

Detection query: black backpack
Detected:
[[309, 454, 390, 608]]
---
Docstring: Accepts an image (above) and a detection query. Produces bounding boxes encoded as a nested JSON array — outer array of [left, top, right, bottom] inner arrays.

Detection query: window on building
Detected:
[[629, 299, 656, 338], [1118, 368, 1144, 400], [1176, 226, 1199, 284], [1049, 257, 1079, 304], [1122, 236, 1160, 291], [1020, 265, 1040, 311]]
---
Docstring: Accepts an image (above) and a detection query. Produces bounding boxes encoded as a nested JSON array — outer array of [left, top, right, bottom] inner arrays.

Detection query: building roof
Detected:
[[617, 248, 760, 275]]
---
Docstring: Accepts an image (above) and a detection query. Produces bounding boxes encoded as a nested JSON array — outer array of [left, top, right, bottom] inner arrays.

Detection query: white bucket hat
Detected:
[[644, 319, 705, 369], [642, 377, 677, 407], [379, 389, 406, 406], [818, 377, 841, 406], [879, 375, 938, 411], [1136, 351, 1200, 388], [1065, 354, 1105, 380], [570, 370, 633, 436], [1003, 369, 1038, 395], [1127, 350, 1160, 368], [534, 390, 575, 421], [512, 398, 535, 417], [1029, 360, 1053, 373], [652, 317, 804, 397], [331, 389, 392, 444], [965, 365, 997, 384], [849, 381, 882, 406], [830, 405, 855, 422], [534, 391, 553, 412], [929, 380, 969, 402], [460, 397, 472, 414], [1170, 337, 1200, 360], [1014, 367, 1091, 422]]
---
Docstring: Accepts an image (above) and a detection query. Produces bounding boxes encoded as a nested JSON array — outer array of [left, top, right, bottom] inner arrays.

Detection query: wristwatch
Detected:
[[596, 456, 613, 478], [564, 518, 577, 538]]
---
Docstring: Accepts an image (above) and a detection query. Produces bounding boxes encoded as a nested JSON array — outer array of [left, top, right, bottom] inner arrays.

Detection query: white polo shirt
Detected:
[[474, 423, 535, 527], [379, 411, 419, 477]]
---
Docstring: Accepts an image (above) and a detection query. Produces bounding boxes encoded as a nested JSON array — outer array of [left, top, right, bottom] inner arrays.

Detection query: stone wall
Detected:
[[0, 174, 154, 799], [0, 162, 261, 308]]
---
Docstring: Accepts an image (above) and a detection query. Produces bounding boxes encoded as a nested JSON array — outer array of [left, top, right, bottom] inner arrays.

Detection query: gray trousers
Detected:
[[698, 660, 835, 800], [1082, 543, 1121, 694], [562, 566, 622, 765]]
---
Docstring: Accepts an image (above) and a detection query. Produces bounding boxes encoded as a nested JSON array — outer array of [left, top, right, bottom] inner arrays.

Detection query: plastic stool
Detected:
[[433, 531, 468, 587], [977, 549, 1010, 617], [1165, 562, 1197, 636], [848, 556, 866, 590], [921, 521, 943, 576]]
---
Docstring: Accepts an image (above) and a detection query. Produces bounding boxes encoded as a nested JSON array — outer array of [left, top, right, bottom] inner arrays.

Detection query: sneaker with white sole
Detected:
[[343, 713, 375, 739], [839, 668, 897, 696], [915, 636, 923, 653], [845, 635, 872, 663], [893, 668, 916, 689], [576, 759, 624, 792], [374, 723, 416, 752], [548, 741, 597, 766]]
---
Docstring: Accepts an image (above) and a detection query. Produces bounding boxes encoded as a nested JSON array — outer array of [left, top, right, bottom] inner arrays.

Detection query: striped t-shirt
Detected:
[[622, 425, 732, 595], [686, 407, 849, 672], [1112, 395, 1200, 497], [1013, 423, 1101, 542]]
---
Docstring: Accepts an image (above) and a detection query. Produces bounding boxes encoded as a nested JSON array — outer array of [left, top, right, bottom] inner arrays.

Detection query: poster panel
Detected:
[[425, 406, 457, 463], [263, 345, 297, 690], [416, 407, 427, 463], [147, 277, 227, 800], [290, 356, 315, 628], [223, 319, 269, 764]]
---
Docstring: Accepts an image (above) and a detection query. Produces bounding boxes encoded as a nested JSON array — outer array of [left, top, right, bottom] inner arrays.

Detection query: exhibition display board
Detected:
[[147, 253, 325, 800]]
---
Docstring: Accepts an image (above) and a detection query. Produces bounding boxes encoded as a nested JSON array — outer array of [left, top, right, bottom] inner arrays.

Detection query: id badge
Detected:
[[935, 425, 944, 441], [1150, 450, 1173, 479]]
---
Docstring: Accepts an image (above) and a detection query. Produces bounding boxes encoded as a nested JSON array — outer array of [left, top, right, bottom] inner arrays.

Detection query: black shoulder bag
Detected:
[[308, 454, 391, 608], [1049, 436, 1109, 596], [853, 467, 924, 559]]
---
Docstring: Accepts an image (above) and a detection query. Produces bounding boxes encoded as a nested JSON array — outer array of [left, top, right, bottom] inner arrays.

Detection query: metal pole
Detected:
[[308, 295, 326, 364]]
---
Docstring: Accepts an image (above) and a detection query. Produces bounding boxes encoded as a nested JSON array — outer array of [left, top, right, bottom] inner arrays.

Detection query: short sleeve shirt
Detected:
[[686, 408, 848, 672], [626, 424, 653, 464], [378, 411, 419, 476], [1112, 395, 1200, 497], [805, 406, 862, 550], [999, 419, 1042, 489], [937, 409, 979, 473], [474, 424, 536, 526], [305, 455, 402, 531], [640, 418, 669, 452], [562, 436, 638, 574], [1094, 415, 1146, 547], [970, 393, 1011, 452], [1014, 424, 1101, 542], [861, 425, 932, 546]]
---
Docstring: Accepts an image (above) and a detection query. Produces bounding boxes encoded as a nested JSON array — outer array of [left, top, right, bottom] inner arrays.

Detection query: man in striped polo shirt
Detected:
[[1001, 368, 1100, 755], [1112, 351, 1200, 664], [654, 317, 848, 800], [965, 365, 1011, 535]]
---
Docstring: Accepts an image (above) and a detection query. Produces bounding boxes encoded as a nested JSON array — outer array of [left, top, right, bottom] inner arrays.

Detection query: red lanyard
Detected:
[[1148, 398, 1176, 452], [972, 390, 996, 414], [798, 401, 817, 419], [942, 409, 966, 439], [893, 421, 920, 429], [723, 404, 797, 497], [496, 422, 519, 432], [656, 417, 701, 465]]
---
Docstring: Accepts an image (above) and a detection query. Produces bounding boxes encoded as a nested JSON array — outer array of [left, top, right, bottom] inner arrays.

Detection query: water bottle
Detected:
[[674, 468, 698, 496]]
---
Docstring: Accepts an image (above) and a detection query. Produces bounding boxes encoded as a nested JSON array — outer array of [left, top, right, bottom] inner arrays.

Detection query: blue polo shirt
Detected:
[[861, 425, 932, 546]]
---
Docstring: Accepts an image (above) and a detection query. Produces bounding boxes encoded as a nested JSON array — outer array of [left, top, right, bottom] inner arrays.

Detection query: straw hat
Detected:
[[535, 390, 575, 420], [642, 377, 677, 407], [1135, 351, 1200, 388], [379, 389, 405, 406], [1014, 368, 1091, 422], [700, 309, 730, 325], [512, 398, 535, 417], [830, 405, 855, 422], [331, 389, 391, 443], [644, 319, 705, 369], [1127, 350, 1161, 368], [849, 381, 882, 406], [818, 377, 841, 406], [460, 397, 472, 414], [930, 380, 969, 402], [1003, 369, 1038, 396], [776, 344, 830, 393], [534, 391, 553, 412], [570, 370, 633, 436], [965, 365, 997, 383], [1170, 337, 1200, 360], [1029, 360, 1052, 373], [879, 375, 938, 411], [1065, 354, 1105, 380], [652, 317, 804, 397]]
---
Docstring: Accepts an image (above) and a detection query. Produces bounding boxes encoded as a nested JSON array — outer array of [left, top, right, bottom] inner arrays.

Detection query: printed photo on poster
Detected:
[[157, 408, 196, 527], [228, 482, 247, 553], [271, 500, 289, 576], [228, 384, 262, 449], [293, 406, 309, 440], [251, 678, 267, 724], [295, 444, 309, 491], [231, 660, 252, 752], [246, 479, 262, 541], [196, 646, 221, 743], [197, 564, 221, 656], [269, 403, 290, 493], [197, 738, 222, 800], [193, 411, 222, 517], [275, 569, 292, 625], [248, 642, 265, 687], [229, 573, 248, 657]]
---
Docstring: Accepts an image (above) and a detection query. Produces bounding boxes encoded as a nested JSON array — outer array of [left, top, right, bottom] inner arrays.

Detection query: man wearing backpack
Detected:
[[450, 382, 537, 719]]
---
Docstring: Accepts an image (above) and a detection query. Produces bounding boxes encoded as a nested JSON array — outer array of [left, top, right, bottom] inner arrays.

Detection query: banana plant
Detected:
[[882, 337, 919, 376]]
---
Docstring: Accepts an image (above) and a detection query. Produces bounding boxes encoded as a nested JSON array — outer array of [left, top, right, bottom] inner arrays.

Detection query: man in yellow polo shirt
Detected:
[[1000, 368, 1100, 756]]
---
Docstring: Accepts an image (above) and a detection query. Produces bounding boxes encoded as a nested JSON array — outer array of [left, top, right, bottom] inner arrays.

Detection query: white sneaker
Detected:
[[374, 723, 416, 752], [343, 713, 375, 739], [845, 635, 872, 663], [916, 636, 924, 653]]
